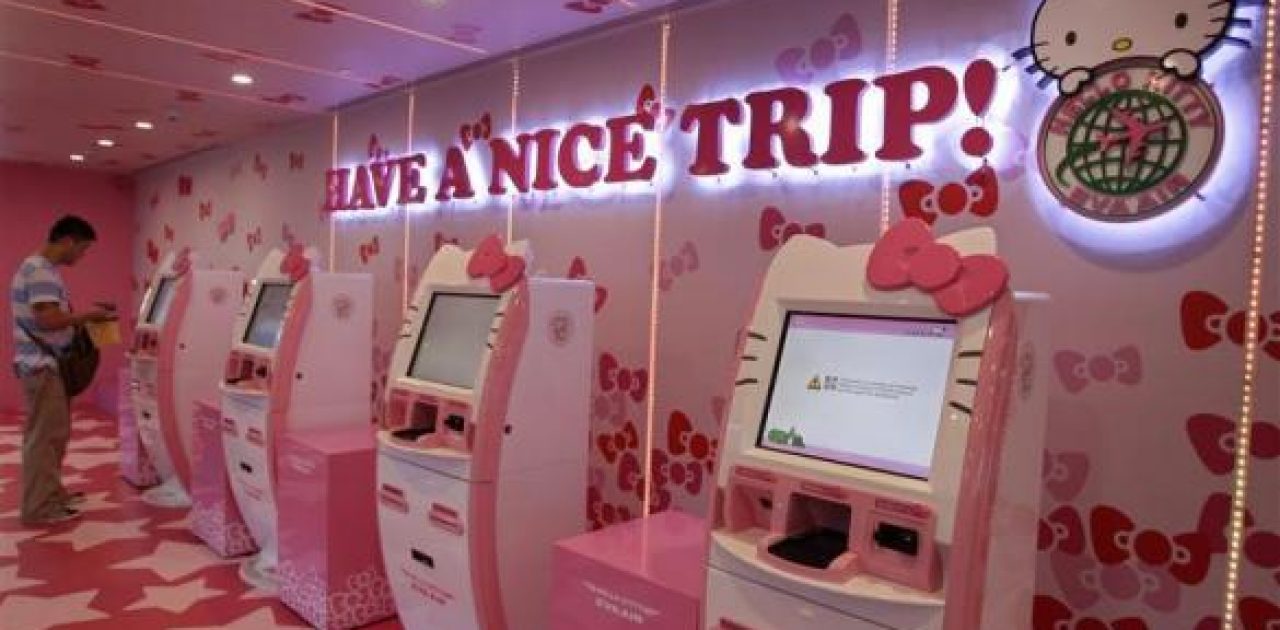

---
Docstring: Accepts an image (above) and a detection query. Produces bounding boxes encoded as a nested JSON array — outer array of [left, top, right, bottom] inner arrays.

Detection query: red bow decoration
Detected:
[[146, 239, 160, 265], [668, 410, 717, 463], [288, 151, 305, 170], [651, 449, 705, 507], [172, 247, 193, 277], [617, 451, 645, 501], [359, 236, 381, 265], [1181, 291, 1280, 360], [599, 353, 647, 403], [246, 226, 263, 252], [434, 232, 459, 252], [587, 486, 633, 530], [1187, 414, 1280, 476], [867, 218, 1008, 317], [596, 421, 639, 464], [198, 201, 213, 221], [280, 243, 312, 282], [1033, 595, 1150, 630], [177, 175, 193, 196], [459, 113, 493, 150], [466, 235, 526, 293], [899, 165, 999, 226], [1043, 450, 1090, 502], [253, 153, 269, 180], [1090, 505, 1212, 585], [759, 206, 826, 251], [1049, 550, 1180, 612], [1054, 346, 1142, 394], [658, 242, 699, 291], [567, 257, 608, 313], [1038, 505, 1086, 555]]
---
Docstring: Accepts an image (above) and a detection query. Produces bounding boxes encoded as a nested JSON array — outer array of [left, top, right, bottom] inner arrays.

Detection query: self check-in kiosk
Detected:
[[221, 245, 373, 590], [704, 220, 1048, 630], [377, 235, 593, 630], [130, 248, 241, 508]]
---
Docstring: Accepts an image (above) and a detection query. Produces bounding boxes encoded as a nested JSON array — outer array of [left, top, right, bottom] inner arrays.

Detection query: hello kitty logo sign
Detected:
[[1016, 0, 1254, 223]]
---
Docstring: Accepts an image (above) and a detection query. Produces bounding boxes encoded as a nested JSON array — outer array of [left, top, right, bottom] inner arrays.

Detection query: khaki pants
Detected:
[[19, 368, 72, 522]]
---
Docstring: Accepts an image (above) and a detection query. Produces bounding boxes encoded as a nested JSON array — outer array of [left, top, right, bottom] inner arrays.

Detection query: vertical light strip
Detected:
[[508, 58, 521, 244], [643, 15, 673, 516], [1223, 3, 1277, 626], [879, 0, 901, 234], [329, 113, 339, 272], [404, 90, 415, 311]]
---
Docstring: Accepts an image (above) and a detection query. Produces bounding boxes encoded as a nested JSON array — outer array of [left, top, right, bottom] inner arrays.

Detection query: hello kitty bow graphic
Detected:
[[599, 352, 647, 404], [867, 219, 1009, 317], [1090, 505, 1213, 586], [1181, 291, 1280, 360], [567, 257, 608, 313], [1019, 0, 1257, 96], [776, 13, 862, 83], [1054, 346, 1142, 394], [658, 242, 699, 292], [899, 165, 999, 226], [1033, 595, 1150, 630], [280, 243, 315, 282], [466, 234, 526, 293], [459, 113, 492, 150], [759, 206, 826, 251], [1186, 413, 1279, 476]]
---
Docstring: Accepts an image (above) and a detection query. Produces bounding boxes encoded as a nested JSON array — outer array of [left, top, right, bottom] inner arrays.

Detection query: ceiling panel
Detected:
[[0, 0, 686, 172]]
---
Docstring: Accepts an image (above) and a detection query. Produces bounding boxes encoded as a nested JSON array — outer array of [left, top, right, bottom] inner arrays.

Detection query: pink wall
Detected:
[[131, 0, 1277, 625], [0, 160, 135, 414]]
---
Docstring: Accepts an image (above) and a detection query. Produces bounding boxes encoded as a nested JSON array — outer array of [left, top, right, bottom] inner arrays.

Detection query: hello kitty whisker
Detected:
[[1211, 16, 1253, 27], [1218, 35, 1254, 47], [747, 331, 767, 341], [740, 355, 758, 362], [735, 378, 760, 387]]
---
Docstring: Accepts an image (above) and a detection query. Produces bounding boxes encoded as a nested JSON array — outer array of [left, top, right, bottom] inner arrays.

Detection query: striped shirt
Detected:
[[10, 255, 72, 375]]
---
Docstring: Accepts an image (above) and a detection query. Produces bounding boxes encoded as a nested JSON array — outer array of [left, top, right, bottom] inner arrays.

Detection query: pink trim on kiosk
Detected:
[[941, 294, 1018, 630], [154, 272, 195, 488], [469, 279, 531, 630]]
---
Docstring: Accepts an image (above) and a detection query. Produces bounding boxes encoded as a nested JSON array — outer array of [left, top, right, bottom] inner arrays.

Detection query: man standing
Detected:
[[10, 216, 114, 525]]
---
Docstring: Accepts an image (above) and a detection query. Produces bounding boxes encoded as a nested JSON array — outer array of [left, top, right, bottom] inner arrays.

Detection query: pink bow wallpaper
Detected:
[[131, 0, 1277, 626]]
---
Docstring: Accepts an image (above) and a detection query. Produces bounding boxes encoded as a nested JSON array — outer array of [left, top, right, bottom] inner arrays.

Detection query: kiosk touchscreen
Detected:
[[704, 221, 1048, 630], [221, 246, 373, 590], [377, 236, 593, 630], [130, 249, 242, 508]]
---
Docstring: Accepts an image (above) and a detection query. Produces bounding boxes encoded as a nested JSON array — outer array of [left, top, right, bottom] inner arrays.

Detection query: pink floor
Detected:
[[0, 408, 403, 630]]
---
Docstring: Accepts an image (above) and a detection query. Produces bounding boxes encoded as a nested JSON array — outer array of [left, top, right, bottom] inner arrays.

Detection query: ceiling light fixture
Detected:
[[69, 154, 85, 162], [135, 120, 154, 130], [96, 138, 115, 148], [231, 72, 254, 86]]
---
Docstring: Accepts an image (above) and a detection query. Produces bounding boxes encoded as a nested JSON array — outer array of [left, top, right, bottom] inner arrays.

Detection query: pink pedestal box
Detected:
[[190, 400, 257, 558], [118, 368, 158, 488], [278, 425, 396, 630], [551, 511, 708, 630]]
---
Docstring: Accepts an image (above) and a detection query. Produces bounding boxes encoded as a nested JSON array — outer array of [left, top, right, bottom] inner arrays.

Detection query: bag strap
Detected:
[[16, 320, 62, 359]]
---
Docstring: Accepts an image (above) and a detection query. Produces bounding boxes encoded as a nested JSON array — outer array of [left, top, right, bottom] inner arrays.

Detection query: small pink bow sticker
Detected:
[[867, 218, 1008, 317], [467, 234, 525, 293], [1054, 346, 1142, 394], [280, 244, 311, 282]]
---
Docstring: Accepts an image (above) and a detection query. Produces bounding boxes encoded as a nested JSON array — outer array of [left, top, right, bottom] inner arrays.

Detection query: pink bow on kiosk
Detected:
[[467, 234, 526, 293], [867, 218, 1008, 317], [280, 243, 312, 282]]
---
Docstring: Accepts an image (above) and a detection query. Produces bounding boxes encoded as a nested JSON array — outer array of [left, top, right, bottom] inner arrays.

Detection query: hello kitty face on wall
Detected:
[[1030, 0, 1236, 95]]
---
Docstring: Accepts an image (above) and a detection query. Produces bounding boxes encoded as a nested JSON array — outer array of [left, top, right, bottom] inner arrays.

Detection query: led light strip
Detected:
[[508, 58, 522, 244], [404, 90, 416, 310], [643, 16, 673, 516], [1222, 1, 1277, 626], [879, 0, 901, 234]]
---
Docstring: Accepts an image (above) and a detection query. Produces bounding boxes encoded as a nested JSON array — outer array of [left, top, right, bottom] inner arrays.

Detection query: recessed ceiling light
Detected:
[[134, 120, 154, 130], [231, 73, 254, 86], [69, 154, 85, 162], [96, 138, 115, 148]]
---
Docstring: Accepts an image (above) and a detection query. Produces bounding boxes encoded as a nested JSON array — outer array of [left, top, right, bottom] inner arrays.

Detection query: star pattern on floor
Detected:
[[111, 540, 234, 581], [124, 576, 228, 614], [41, 517, 151, 552], [0, 589, 110, 629], [0, 406, 403, 629], [0, 562, 46, 591]]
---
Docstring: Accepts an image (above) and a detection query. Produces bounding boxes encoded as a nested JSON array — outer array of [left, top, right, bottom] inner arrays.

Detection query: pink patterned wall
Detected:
[[133, 0, 1277, 626], [0, 161, 135, 414]]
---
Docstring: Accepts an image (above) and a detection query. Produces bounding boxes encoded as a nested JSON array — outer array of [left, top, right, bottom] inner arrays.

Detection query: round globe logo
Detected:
[[1038, 58, 1223, 222]]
